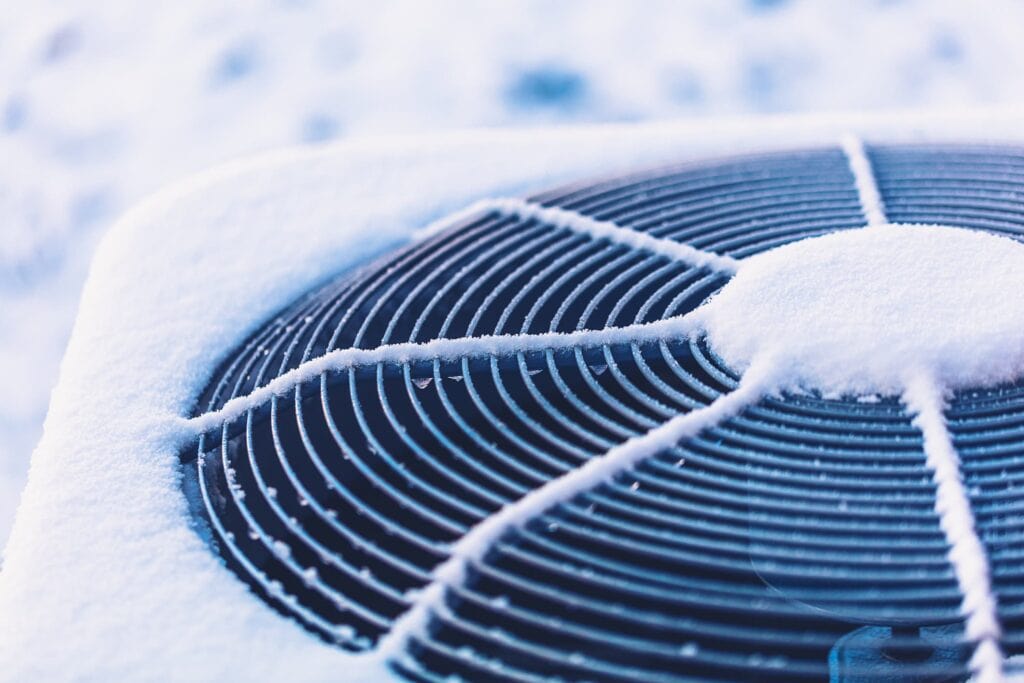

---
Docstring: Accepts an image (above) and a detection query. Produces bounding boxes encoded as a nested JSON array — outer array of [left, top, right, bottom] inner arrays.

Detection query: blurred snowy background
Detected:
[[2, 0, 1023, 549]]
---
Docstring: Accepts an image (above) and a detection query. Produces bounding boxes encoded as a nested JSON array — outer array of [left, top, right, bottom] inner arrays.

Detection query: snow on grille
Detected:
[[178, 143, 1024, 682]]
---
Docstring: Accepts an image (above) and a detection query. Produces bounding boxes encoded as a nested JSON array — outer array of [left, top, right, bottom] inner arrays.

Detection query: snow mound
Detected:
[[701, 224, 1024, 396]]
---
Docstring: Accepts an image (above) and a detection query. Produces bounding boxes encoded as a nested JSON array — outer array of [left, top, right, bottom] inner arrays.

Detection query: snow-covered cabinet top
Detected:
[[5, 113, 1024, 683]]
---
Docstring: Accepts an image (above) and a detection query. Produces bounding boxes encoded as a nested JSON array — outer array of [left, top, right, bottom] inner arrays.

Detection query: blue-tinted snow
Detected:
[[1, 0, 1024, 546]]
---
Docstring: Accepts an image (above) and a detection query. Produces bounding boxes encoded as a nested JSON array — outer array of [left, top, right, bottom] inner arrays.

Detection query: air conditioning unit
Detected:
[[3, 111, 1024, 683]]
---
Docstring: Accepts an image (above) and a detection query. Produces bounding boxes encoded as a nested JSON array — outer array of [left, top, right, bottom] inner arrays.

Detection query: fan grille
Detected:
[[182, 144, 1024, 681]]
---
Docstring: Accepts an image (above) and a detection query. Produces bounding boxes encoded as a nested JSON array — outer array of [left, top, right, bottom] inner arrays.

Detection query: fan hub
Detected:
[[701, 224, 1024, 396]]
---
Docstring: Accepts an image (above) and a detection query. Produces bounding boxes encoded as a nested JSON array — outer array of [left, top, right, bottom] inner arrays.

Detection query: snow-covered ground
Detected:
[[3, 0, 1024, 548]]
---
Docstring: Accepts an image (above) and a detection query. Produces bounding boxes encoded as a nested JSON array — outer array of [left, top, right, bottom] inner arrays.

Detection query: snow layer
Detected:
[[4, 114, 1024, 682], [184, 313, 704, 438], [904, 373, 1004, 683], [840, 134, 888, 227], [701, 224, 1024, 396], [7, 0, 1024, 546], [487, 198, 741, 273]]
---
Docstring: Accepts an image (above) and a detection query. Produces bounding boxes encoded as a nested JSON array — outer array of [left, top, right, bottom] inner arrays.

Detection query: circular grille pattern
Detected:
[[182, 144, 1024, 682]]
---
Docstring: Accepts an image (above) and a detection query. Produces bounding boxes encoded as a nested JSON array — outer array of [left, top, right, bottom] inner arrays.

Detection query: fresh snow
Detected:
[[486, 198, 741, 273], [700, 224, 1024, 396], [840, 134, 888, 227], [183, 311, 705, 438], [5, 115, 1024, 682], [904, 372, 1004, 683]]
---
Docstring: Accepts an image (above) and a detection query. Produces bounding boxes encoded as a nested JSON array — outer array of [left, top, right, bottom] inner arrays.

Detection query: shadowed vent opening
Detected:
[[181, 145, 1024, 682]]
